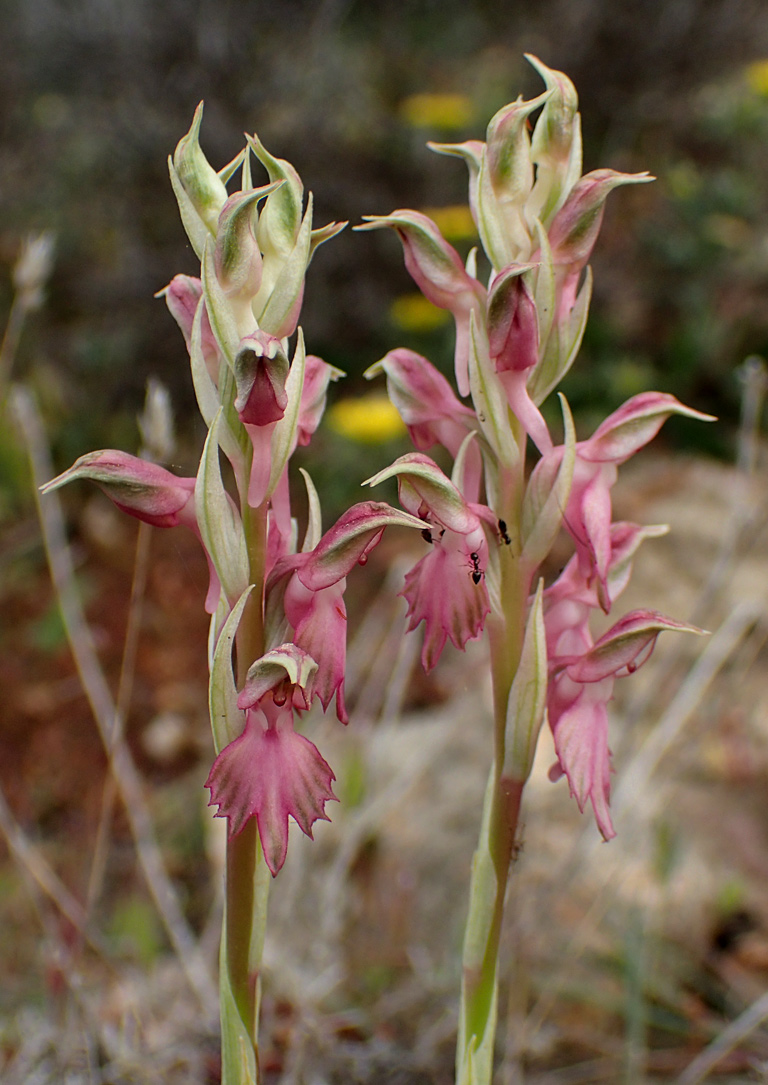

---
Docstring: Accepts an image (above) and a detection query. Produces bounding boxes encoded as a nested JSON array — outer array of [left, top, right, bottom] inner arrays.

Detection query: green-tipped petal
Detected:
[[298, 502, 427, 592], [238, 643, 318, 710], [214, 182, 282, 298], [526, 55, 582, 224], [365, 453, 476, 535], [172, 102, 229, 238], [567, 611, 707, 684], [247, 133, 305, 260]]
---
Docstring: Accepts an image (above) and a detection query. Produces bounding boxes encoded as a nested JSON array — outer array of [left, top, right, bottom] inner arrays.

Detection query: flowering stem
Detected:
[[456, 466, 529, 1085], [221, 500, 270, 1085]]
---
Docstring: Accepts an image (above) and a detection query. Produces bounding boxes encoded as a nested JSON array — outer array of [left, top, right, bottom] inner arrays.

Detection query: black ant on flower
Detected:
[[468, 551, 483, 585]]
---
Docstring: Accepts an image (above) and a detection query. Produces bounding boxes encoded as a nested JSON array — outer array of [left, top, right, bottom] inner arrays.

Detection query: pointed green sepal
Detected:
[[189, 295, 222, 424], [526, 55, 583, 225], [309, 220, 347, 260], [502, 581, 548, 783], [201, 238, 242, 367], [365, 453, 476, 535], [299, 467, 323, 553], [256, 196, 313, 337], [528, 266, 592, 406], [485, 91, 550, 205], [467, 310, 519, 469], [214, 182, 282, 298], [521, 393, 576, 568], [247, 133, 305, 260], [428, 139, 484, 224], [197, 411, 250, 607], [172, 102, 229, 239], [209, 585, 255, 753], [263, 329, 307, 501]]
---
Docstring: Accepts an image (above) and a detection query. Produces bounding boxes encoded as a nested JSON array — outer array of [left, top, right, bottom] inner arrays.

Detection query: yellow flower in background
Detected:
[[422, 204, 477, 242], [746, 59, 768, 96], [390, 292, 450, 332], [400, 92, 474, 130], [326, 393, 407, 443]]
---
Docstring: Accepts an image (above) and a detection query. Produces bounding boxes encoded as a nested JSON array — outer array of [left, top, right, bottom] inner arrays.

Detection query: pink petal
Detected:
[[234, 332, 289, 427], [568, 609, 701, 683], [206, 706, 337, 876], [497, 370, 553, 454], [580, 392, 714, 465], [284, 575, 349, 723], [297, 355, 339, 446], [402, 536, 490, 671], [42, 450, 197, 529], [549, 675, 615, 840], [244, 422, 277, 508], [487, 265, 539, 375]]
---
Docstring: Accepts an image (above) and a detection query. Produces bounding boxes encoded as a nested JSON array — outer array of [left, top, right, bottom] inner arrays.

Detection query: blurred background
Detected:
[[4, 1, 768, 1082], [4, 0, 768, 477]]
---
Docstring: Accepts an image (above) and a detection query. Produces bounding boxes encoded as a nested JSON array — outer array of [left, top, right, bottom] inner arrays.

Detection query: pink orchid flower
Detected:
[[366, 453, 491, 671], [205, 644, 336, 876], [544, 545, 702, 838], [266, 353, 343, 570], [487, 263, 552, 453], [356, 210, 486, 397], [365, 348, 482, 502], [40, 449, 225, 615], [269, 501, 428, 720], [162, 274, 221, 386], [532, 392, 714, 610], [233, 330, 290, 507]]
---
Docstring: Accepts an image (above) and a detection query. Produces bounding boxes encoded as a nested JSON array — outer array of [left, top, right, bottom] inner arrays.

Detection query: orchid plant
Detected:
[[40, 56, 712, 1085], [359, 55, 712, 1084], [41, 107, 426, 1083]]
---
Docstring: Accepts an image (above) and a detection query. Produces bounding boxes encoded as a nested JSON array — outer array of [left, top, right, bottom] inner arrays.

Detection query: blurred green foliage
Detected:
[[106, 893, 165, 965]]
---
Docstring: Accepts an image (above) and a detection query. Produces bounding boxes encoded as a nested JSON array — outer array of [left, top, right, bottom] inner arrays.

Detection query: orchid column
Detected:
[[360, 57, 712, 1085], [42, 108, 425, 1084]]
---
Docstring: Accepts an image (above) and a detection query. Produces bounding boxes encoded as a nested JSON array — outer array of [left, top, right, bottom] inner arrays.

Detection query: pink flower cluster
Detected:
[[43, 111, 425, 874], [363, 57, 711, 836]]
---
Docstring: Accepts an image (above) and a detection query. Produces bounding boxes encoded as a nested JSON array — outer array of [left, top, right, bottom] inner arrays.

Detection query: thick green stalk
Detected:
[[220, 500, 270, 1085], [456, 458, 531, 1085]]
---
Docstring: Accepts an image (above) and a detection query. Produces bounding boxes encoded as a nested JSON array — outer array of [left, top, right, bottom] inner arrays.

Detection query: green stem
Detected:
[[220, 500, 271, 1085], [225, 820, 261, 1030], [456, 461, 531, 1085]]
